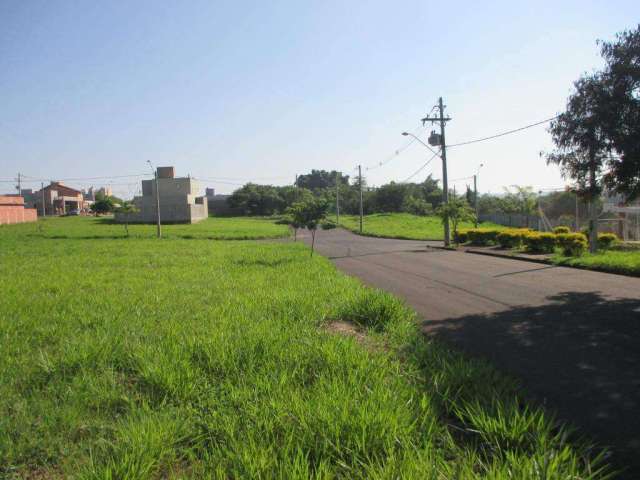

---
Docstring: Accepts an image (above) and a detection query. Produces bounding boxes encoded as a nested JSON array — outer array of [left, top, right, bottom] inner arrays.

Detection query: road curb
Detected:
[[463, 248, 553, 266]]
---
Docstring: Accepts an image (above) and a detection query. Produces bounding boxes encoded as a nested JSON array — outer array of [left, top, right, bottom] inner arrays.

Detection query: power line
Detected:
[[365, 124, 427, 171], [401, 151, 439, 183], [448, 115, 559, 148], [19, 173, 151, 182]]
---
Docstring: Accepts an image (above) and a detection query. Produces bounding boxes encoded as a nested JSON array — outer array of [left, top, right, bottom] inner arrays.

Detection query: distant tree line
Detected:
[[226, 170, 446, 217]]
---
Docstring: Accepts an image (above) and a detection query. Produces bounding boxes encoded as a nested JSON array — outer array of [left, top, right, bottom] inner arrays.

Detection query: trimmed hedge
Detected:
[[454, 229, 469, 244], [466, 228, 501, 246], [523, 232, 557, 253], [496, 229, 529, 249], [597, 233, 618, 250], [553, 226, 571, 234], [556, 233, 588, 256]]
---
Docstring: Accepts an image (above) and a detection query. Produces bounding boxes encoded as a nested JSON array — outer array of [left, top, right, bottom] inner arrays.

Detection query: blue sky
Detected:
[[1, 1, 637, 197]]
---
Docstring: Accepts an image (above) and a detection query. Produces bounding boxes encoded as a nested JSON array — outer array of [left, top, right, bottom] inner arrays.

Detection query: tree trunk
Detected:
[[125, 222, 129, 237], [311, 229, 316, 257]]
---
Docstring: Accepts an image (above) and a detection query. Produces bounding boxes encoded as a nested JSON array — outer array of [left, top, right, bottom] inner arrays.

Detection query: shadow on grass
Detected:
[[424, 291, 640, 478]]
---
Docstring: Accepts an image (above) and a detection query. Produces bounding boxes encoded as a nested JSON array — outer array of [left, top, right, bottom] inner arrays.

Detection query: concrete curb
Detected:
[[463, 248, 553, 266]]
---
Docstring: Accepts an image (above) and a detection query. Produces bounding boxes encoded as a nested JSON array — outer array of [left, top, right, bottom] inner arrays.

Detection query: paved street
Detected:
[[304, 228, 640, 477]]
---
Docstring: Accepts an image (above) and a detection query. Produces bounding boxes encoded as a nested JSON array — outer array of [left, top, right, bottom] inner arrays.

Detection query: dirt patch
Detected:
[[324, 320, 384, 352]]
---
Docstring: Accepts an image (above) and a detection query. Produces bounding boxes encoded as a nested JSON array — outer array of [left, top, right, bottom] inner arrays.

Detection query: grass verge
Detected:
[[340, 212, 503, 241], [552, 250, 640, 276], [0, 218, 611, 478]]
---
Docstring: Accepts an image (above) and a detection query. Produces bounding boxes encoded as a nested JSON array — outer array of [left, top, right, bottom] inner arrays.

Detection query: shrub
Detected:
[[274, 215, 292, 225], [466, 229, 501, 246], [556, 233, 588, 256], [553, 226, 571, 234], [523, 232, 557, 253], [454, 229, 469, 244], [597, 233, 618, 250], [496, 229, 529, 249], [320, 220, 337, 230]]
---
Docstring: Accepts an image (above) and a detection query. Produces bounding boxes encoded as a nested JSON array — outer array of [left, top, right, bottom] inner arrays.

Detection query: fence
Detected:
[[479, 213, 541, 230]]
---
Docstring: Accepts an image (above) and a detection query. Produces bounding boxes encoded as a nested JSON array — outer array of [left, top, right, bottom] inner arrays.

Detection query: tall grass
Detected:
[[0, 218, 611, 478], [339, 213, 503, 241], [0, 215, 289, 240]]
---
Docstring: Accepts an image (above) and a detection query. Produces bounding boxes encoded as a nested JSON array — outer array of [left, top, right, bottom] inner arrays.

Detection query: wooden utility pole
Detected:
[[358, 165, 363, 233], [154, 169, 162, 239], [17, 173, 21, 195], [335, 171, 340, 225], [41, 182, 46, 216], [474, 174, 479, 228], [421, 97, 451, 246], [147, 161, 162, 238]]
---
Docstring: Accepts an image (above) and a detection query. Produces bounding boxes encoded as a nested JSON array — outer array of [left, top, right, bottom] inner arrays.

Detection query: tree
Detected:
[[504, 185, 537, 225], [598, 26, 640, 199], [374, 182, 407, 212], [115, 201, 139, 237], [547, 74, 610, 252], [436, 198, 475, 242], [91, 197, 115, 215], [296, 170, 349, 191], [287, 198, 329, 256]]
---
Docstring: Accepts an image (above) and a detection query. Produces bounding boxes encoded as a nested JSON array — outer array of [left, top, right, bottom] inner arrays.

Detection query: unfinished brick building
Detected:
[[0, 196, 38, 225]]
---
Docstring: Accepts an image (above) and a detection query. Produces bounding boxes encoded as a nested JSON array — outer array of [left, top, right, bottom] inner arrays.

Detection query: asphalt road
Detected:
[[304, 228, 640, 477]]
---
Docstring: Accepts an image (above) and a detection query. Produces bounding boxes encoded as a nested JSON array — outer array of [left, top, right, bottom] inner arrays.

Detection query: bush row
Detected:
[[456, 228, 618, 257]]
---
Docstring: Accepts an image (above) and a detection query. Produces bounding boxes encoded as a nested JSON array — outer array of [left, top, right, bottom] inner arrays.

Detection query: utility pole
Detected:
[[575, 193, 579, 232], [17, 173, 21, 195], [41, 182, 46, 217], [474, 174, 478, 228], [335, 171, 340, 225], [147, 161, 161, 239], [358, 165, 363, 233], [421, 97, 451, 246]]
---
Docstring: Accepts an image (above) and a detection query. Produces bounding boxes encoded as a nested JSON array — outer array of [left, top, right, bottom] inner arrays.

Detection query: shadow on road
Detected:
[[425, 291, 640, 478]]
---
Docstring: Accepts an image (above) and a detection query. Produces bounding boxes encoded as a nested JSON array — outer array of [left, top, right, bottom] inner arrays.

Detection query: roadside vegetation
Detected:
[[552, 250, 640, 276], [457, 226, 640, 276], [340, 212, 502, 241], [0, 217, 612, 478]]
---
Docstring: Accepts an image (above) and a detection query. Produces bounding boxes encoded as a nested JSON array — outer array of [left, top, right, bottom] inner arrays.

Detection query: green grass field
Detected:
[[552, 250, 640, 276], [0, 217, 610, 478], [339, 213, 503, 241], [0, 215, 290, 240]]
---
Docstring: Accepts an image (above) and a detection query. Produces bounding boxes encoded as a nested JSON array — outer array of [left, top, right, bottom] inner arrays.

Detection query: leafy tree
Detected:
[[287, 198, 329, 256], [296, 170, 349, 191], [436, 198, 475, 241], [597, 26, 640, 199], [227, 184, 285, 216], [402, 195, 432, 216], [547, 74, 610, 251], [504, 186, 538, 225], [91, 197, 115, 215], [115, 201, 139, 237], [374, 182, 407, 212]]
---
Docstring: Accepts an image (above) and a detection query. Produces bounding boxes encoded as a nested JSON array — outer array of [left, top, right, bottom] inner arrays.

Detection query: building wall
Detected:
[[0, 196, 38, 225], [121, 174, 207, 223]]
